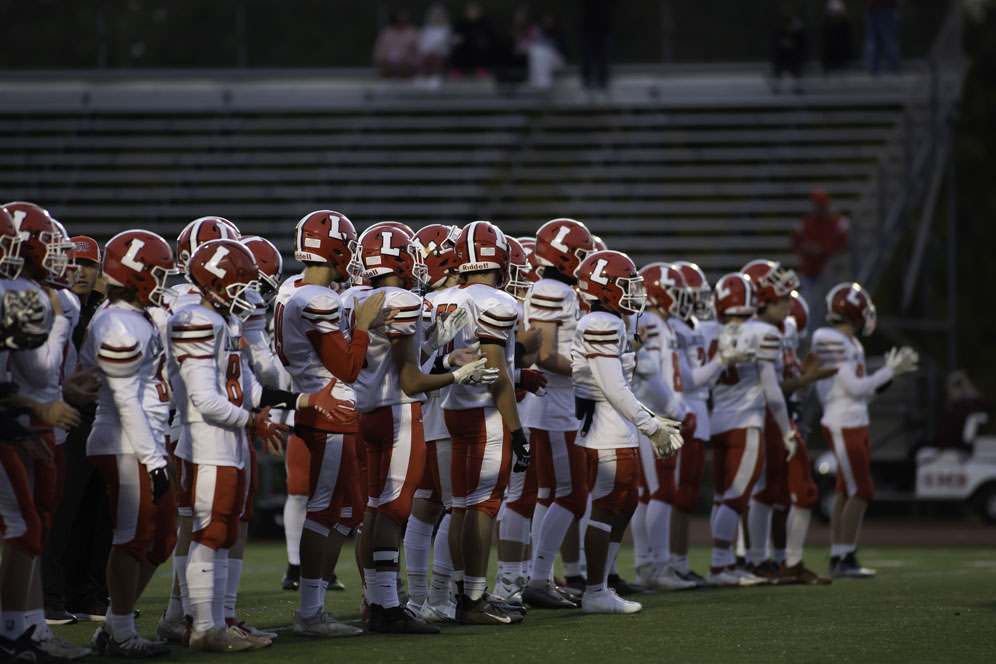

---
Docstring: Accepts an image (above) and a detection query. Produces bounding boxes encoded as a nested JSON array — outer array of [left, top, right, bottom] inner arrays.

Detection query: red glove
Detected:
[[304, 380, 358, 429], [680, 411, 697, 440], [517, 369, 548, 396], [253, 406, 288, 456]]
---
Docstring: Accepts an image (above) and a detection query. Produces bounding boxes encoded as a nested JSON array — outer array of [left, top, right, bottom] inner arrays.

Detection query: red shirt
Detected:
[[792, 213, 850, 277]]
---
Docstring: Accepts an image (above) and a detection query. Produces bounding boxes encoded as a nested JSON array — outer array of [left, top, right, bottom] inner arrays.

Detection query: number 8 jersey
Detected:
[[167, 302, 261, 469]]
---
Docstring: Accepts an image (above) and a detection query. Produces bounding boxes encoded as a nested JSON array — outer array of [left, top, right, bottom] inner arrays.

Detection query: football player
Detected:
[[83, 231, 178, 657], [168, 239, 346, 651], [630, 263, 697, 592], [570, 250, 683, 613], [276, 211, 371, 638], [705, 273, 798, 587], [813, 283, 917, 578], [521, 218, 595, 608], [353, 224, 495, 633], [435, 221, 528, 625]]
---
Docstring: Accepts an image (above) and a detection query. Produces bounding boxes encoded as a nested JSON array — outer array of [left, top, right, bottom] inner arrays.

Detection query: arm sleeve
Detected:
[[12, 314, 71, 389], [244, 326, 283, 386], [106, 373, 166, 470], [589, 355, 659, 438], [179, 358, 250, 429], [690, 356, 724, 388], [760, 361, 793, 436], [639, 370, 688, 420], [242, 352, 263, 409], [835, 362, 893, 398], [307, 329, 370, 383]]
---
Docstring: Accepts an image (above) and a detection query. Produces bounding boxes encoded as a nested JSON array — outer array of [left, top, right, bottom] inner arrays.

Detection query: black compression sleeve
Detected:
[[514, 342, 526, 369], [259, 386, 301, 410]]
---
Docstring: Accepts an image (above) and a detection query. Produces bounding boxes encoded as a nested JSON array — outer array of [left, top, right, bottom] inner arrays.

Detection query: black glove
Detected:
[[510, 428, 530, 473], [0, 412, 34, 443], [149, 467, 171, 504]]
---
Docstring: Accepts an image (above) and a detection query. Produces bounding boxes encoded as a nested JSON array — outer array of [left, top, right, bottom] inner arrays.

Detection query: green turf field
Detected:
[[56, 541, 994, 663]]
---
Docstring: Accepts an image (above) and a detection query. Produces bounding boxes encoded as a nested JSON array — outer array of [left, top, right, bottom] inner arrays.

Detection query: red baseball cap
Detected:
[[71, 236, 101, 264]]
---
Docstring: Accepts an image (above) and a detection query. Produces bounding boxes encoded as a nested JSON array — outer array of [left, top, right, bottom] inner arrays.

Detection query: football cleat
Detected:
[[33, 630, 90, 661], [418, 599, 457, 623], [633, 563, 657, 588], [154, 611, 186, 644], [227, 619, 278, 641], [651, 565, 697, 591], [484, 594, 526, 620], [786, 562, 832, 585], [522, 581, 578, 609], [224, 624, 270, 649], [292, 610, 362, 638], [706, 568, 744, 587], [0, 626, 49, 664], [188, 627, 253, 653], [828, 556, 841, 577], [328, 574, 346, 592], [369, 605, 440, 634], [731, 567, 769, 586], [582, 589, 642, 615], [563, 575, 587, 596], [676, 569, 716, 587], [104, 635, 170, 659], [607, 574, 645, 596], [836, 552, 876, 579], [90, 624, 110, 655], [44, 608, 78, 627], [455, 595, 517, 626], [493, 575, 525, 602], [281, 564, 301, 590]]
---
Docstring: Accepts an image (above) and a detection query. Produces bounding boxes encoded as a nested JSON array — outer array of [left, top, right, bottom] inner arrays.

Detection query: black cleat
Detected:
[[327, 574, 345, 591], [282, 564, 301, 591], [369, 604, 439, 634], [521, 581, 578, 609], [1, 626, 67, 664], [828, 555, 841, 578], [456, 595, 518, 625], [836, 552, 876, 579], [44, 607, 78, 626], [607, 574, 645, 596], [563, 575, 587, 596]]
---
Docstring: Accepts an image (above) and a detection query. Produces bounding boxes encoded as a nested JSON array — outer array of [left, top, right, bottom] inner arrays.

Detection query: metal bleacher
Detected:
[[1, 67, 918, 275]]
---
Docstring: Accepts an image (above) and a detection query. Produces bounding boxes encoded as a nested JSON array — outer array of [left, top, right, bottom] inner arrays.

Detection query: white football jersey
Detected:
[[438, 283, 519, 411], [571, 311, 647, 449], [520, 278, 580, 431], [166, 282, 202, 316], [242, 288, 282, 387], [709, 319, 782, 434], [82, 301, 171, 463], [168, 303, 259, 468], [670, 316, 717, 439], [812, 326, 877, 428], [53, 289, 82, 445], [8, 277, 71, 407], [352, 286, 424, 413], [421, 288, 451, 442]]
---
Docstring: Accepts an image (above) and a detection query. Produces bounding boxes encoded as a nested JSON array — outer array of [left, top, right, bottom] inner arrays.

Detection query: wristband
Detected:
[[442, 353, 452, 370]]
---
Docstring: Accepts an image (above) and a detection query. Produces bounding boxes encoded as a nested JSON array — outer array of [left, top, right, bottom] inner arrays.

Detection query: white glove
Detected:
[[782, 430, 798, 461], [452, 358, 500, 386], [649, 415, 684, 459], [717, 322, 755, 365], [423, 306, 470, 353], [885, 346, 919, 376]]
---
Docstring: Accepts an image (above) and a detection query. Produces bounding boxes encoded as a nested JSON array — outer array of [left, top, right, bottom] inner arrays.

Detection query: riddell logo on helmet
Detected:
[[461, 261, 493, 272]]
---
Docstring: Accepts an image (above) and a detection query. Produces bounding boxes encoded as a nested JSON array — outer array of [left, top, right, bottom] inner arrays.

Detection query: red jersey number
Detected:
[[671, 352, 683, 391], [273, 302, 289, 366], [225, 354, 243, 406]]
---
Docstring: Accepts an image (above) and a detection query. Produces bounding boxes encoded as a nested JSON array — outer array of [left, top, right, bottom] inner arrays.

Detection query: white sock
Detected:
[[320, 578, 329, 607], [498, 509, 530, 545], [164, 555, 187, 621], [747, 500, 772, 565], [646, 499, 671, 565], [464, 575, 486, 601], [1, 610, 27, 640], [186, 542, 215, 633], [530, 502, 548, 558], [224, 558, 242, 620], [284, 494, 308, 566], [563, 560, 581, 577], [631, 501, 651, 568], [773, 548, 786, 564], [712, 504, 740, 544], [831, 544, 849, 558], [843, 543, 856, 555], [585, 581, 606, 593], [429, 513, 453, 605], [735, 520, 747, 558], [786, 507, 811, 567], [375, 570, 399, 608], [107, 611, 136, 641], [711, 546, 735, 569], [300, 577, 323, 616], [403, 516, 435, 604], [212, 549, 229, 628], [528, 503, 573, 586], [605, 542, 621, 584], [176, 552, 191, 616], [25, 609, 51, 640]]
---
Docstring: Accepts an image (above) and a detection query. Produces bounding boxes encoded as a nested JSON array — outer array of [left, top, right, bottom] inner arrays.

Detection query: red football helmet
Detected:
[[826, 282, 876, 336], [742, 259, 800, 306], [216, 218, 241, 239], [516, 236, 540, 283], [413, 224, 460, 289], [505, 236, 532, 296], [0, 207, 24, 279], [592, 235, 608, 251], [46, 219, 77, 290], [674, 260, 713, 320], [640, 262, 687, 317], [241, 235, 283, 298], [176, 217, 239, 270], [454, 221, 510, 287], [2, 201, 72, 282], [789, 290, 809, 338], [294, 209, 357, 278], [576, 250, 646, 315], [369, 221, 415, 236], [186, 239, 260, 321], [103, 230, 177, 307], [713, 273, 756, 318], [356, 226, 426, 289], [534, 218, 595, 279]]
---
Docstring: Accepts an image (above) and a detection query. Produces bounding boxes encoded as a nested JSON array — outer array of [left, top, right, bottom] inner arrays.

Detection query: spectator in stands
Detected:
[[866, 0, 901, 74], [580, 0, 612, 97], [450, 2, 499, 79], [373, 9, 418, 79], [934, 371, 990, 452], [792, 188, 850, 307], [823, 0, 854, 73], [771, 10, 807, 93], [43, 236, 111, 623], [417, 4, 451, 88], [529, 12, 567, 89]]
